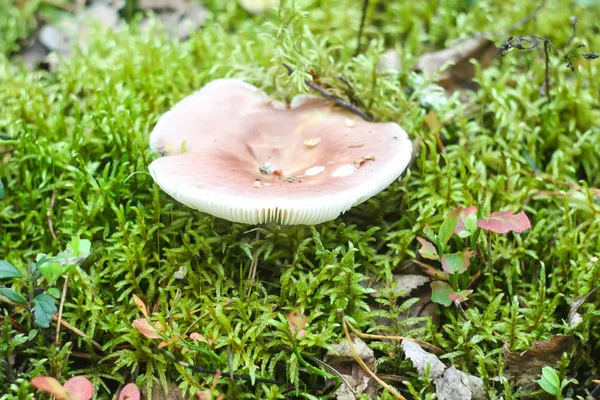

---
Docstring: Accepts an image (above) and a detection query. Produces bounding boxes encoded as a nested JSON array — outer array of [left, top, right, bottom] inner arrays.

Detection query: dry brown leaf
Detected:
[[132, 294, 148, 318], [415, 37, 496, 93], [369, 274, 431, 298], [503, 335, 574, 389]]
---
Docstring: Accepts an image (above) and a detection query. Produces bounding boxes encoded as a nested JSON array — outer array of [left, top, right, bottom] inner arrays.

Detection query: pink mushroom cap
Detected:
[[149, 79, 412, 224]]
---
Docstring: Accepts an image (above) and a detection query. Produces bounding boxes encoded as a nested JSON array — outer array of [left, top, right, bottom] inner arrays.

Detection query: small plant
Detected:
[[417, 206, 531, 306], [537, 366, 577, 400], [0, 237, 91, 328], [31, 376, 94, 400]]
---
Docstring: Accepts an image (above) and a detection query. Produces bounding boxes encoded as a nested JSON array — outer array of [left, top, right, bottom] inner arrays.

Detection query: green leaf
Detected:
[[0, 260, 23, 280], [417, 237, 439, 260], [438, 207, 462, 246], [0, 287, 26, 304], [68, 236, 91, 258], [441, 252, 469, 274], [47, 287, 61, 298], [431, 281, 453, 306], [32, 293, 57, 328], [0, 179, 4, 199], [39, 262, 66, 286], [541, 366, 561, 387]]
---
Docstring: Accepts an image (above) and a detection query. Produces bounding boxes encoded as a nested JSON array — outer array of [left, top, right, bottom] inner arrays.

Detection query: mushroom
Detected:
[[148, 79, 412, 225]]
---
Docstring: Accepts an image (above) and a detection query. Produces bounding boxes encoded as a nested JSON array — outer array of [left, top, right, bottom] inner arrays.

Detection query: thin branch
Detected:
[[283, 64, 373, 121], [47, 191, 60, 246], [355, 0, 370, 55], [55, 274, 70, 346], [506, 0, 547, 33], [51, 314, 103, 352]]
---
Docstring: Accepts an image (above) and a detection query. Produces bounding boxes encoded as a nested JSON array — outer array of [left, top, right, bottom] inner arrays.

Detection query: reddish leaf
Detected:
[[288, 310, 307, 338], [417, 237, 439, 260], [31, 377, 69, 399], [132, 294, 148, 318], [454, 206, 478, 235], [119, 383, 141, 400], [441, 252, 470, 274], [64, 376, 94, 400], [431, 281, 453, 306], [477, 210, 531, 234], [132, 318, 162, 339], [449, 290, 473, 303]]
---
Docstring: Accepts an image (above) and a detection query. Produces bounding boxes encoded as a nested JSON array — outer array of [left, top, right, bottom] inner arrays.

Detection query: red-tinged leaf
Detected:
[[431, 281, 453, 306], [477, 210, 531, 234], [132, 318, 162, 339], [449, 290, 473, 303], [439, 207, 462, 245], [417, 237, 439, 260], [288, 310, 307, 338], [31, 377, 69, 399], [119, 383, 141, 400], [132, 294, 148, 318], [441, 252, 470, 274], [454, 206, 478, 235], [64, 376, 94, 400]]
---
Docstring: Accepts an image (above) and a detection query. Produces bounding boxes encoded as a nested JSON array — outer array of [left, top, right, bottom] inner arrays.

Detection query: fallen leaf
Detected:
[[189, 332, 206, 342], [454, 206, 478, 236], [568, 285, 600, 327], [287, 310, 307, 338], [63, 376, 94, 400], [417, 237, 439, 260], [423, 110, 441, 132], [31, 377, 69, 399], [415, 37, 496, 93], [132, 318, 162, 339], [477, 210, 531, 234], [434, 366, 486, 400], [369, 274, 431, 298], [119, 383, 141, 400], [402, 340, 446, 379], [325, 337, 378, 400], [132, 294, 148, 318], [503, 335, 574, 389]]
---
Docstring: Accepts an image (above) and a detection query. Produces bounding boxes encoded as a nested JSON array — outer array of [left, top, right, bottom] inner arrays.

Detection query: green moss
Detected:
[[1, 0, 599, 398]]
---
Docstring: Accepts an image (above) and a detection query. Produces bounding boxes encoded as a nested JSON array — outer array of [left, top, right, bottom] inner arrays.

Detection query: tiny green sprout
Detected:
[[537, 366, 577, 399]]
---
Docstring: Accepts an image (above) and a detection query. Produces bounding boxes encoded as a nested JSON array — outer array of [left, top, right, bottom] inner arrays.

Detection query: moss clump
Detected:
[[1, 1, 599, 399]]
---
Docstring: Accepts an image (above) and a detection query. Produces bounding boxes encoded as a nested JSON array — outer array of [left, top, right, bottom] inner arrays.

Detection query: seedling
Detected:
[[537, 366, 577, 400], [417, 206, 531, 306], [0, 237, 91, 328]]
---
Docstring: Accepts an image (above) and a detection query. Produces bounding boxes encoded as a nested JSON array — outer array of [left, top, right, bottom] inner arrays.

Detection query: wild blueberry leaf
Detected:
[[438, 207, 462, 246], [477, 210, 531, 234], [119, 383, 141, 400], [32, 293, 57, 328], [132, 318, 162, 339], [417, 237, 439, 260], [541, 366, 561, 388], [64, 376, 94, 400], [0, 260, 23, 279], [431, 281, 453, 306], [441, 252, 470, 274], [0, 287, 26, 304], [31, 376, 69, 399], [454, 206, 478, 236], [448, 289, 473, 303], [39, 261, 66, 286]]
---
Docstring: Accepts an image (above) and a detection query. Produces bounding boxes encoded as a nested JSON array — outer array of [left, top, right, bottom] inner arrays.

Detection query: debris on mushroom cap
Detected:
[[303, 137, 321, 148], [148, 79, 412, 225]]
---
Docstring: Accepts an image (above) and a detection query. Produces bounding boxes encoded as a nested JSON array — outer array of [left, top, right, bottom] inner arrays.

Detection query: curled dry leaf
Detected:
[[119, 383, 141, 400], [402, 340, 445, 379], [504, 335, 574, 389], [132, 318, 162, 339], [477, 210, 531, 234], [132, 294, 148, 318]]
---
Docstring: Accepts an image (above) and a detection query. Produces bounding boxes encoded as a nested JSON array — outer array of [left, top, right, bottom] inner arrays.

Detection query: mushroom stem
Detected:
[[282, 64, 373, 122]]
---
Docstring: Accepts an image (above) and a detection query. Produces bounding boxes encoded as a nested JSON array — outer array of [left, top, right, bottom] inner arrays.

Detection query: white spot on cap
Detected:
[[304, 166, 325, 176], [332, 164, 357, 177]]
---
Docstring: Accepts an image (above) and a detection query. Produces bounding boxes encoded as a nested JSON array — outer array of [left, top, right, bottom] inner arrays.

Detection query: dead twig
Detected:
[[47, 191, 60, 246], [55, 274, 70, 346], [355, 0, 369, 55], [339, 310, 406, 400], [51, 314, 103, 352], [283, 64, 373, 121]]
